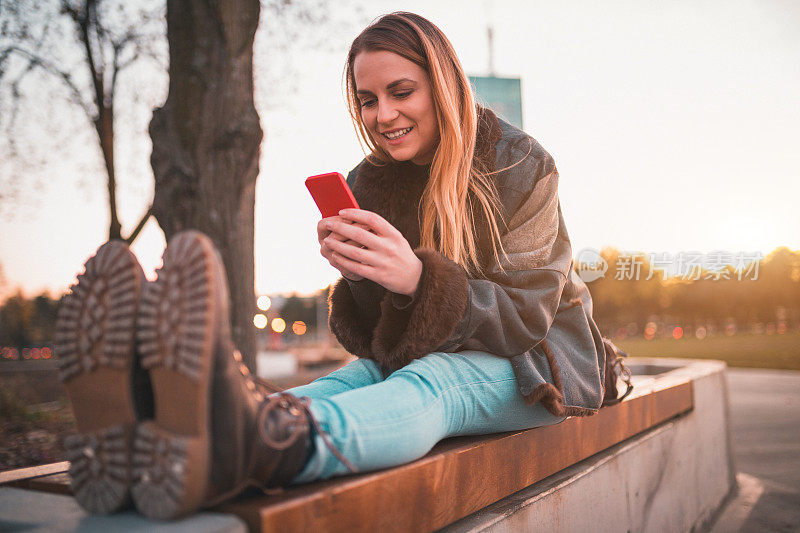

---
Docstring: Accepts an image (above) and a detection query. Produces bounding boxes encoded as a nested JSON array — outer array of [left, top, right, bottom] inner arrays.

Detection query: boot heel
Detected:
[[131, 231, 218, 520], [54, 241, 144, 514], [64, 423, 134, 514], [131, 421, 206, 521]]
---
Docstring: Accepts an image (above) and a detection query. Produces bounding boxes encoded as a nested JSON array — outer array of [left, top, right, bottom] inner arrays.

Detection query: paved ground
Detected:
[[712, 368, 800, 532]]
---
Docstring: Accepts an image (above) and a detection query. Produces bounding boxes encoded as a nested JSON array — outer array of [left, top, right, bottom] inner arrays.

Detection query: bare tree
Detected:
[[0, 0, 165, 243], [150, 0, 366, 369]]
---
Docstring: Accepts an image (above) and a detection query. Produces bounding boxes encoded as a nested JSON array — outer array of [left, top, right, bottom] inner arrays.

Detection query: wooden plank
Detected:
[[216, 378, 693, 532], [7, 472, 72, 495], [0, 461, 70, 484]]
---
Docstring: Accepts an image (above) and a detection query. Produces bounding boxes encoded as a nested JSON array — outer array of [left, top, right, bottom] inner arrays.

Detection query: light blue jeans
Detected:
[[282, 350, 567, 484]]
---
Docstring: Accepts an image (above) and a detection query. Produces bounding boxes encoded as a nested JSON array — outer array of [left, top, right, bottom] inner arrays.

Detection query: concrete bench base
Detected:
[[1, 358, 733, 532], [443, 358, 735, 532]]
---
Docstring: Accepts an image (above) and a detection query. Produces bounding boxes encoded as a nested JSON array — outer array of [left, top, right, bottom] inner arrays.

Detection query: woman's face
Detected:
[[353, 50, 439, 165]]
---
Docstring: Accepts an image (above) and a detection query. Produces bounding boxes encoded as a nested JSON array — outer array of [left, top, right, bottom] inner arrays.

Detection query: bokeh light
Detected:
[[271, 317, 286, 333], [292, 320, 307, 335], [644, 321, 657, 341], [257, 295, 271, 311], [253, 314, 268, 329]]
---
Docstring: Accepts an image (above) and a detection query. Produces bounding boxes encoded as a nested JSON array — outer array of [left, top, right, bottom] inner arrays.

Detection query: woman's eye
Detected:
[[360, 99, 377, 108], [394, 90, 413, 99]]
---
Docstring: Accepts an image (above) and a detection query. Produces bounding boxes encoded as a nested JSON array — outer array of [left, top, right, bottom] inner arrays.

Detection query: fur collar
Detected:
[[350, 105, 503, 249]]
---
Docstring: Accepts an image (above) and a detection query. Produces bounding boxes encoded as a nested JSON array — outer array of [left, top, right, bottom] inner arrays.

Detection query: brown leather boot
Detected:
[[129, 231, 345, 520], [54, 241, 152, 514]]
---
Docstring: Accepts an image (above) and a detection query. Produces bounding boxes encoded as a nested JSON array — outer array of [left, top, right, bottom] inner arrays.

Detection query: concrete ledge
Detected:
[[442, 358, 736, 532]]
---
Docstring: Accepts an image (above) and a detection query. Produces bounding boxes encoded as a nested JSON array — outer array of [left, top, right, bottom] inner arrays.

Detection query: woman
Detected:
[[55, 12, 608, 521]]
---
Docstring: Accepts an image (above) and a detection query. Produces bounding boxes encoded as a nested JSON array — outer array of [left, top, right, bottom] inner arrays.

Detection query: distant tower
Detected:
[[468, 21, 524, 129], [488, 26, 496, 76]]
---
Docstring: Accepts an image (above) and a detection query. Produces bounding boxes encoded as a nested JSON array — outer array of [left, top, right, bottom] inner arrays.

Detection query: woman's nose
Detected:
[[376, 99, 399, 124]]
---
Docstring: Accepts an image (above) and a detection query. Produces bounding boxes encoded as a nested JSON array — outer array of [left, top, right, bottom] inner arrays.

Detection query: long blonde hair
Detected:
[[345, 12, 507, 277]]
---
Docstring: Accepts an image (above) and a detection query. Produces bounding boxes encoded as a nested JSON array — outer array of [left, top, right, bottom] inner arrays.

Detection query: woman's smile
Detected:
[[382, 126, 414, 142]]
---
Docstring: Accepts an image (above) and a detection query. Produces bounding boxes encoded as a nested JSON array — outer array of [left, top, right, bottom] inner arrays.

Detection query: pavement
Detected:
[[710, 368, 800, 532]]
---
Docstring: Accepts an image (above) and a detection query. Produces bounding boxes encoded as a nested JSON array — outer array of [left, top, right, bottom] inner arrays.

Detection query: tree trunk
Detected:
[[149, 0, 262, 370]]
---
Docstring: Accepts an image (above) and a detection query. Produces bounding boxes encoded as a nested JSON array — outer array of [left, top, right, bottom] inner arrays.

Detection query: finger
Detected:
[[318, 215, 350, 242], [351, 221, 375, 233], [328, 220, 382, 249], [326, 232, 366, 251], [331, 251, 375, 279], [326, 236, 375, 264], [338, 209, 396, 237], [328, 253, 362, 280], [327, 230, 350, 242], [320, 242, 335, 262]]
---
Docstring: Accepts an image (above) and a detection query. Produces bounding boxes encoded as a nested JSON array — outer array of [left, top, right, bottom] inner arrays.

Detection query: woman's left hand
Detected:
[[324, 208, 422, 297]]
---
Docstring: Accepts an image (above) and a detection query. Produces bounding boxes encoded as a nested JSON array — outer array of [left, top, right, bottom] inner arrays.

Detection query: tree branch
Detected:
[[74, 0, 105, 117], [0, 45, 94, 122], [124, 204, 153, 245]]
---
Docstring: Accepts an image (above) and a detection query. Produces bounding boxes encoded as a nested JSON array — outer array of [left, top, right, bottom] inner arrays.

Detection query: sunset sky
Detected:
[[1, 0, 798, 300]]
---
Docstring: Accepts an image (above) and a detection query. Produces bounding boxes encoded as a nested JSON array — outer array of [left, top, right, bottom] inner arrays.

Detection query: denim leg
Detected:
[[290, 350, 567, 484], [280, 358, 385, 401]]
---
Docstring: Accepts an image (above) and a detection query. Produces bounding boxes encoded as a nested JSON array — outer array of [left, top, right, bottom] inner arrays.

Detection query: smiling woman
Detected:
[[54, 11, 614, 521], [341, 13, 509, 279], [300, 11, 612, 484]]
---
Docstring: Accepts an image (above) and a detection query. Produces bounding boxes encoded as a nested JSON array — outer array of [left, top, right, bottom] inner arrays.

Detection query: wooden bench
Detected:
[[218, 374, 692, 531], [4, 368, 693, 532]]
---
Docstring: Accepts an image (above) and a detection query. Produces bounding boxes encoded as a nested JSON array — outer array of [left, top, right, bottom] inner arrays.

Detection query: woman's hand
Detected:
[[317, 216, 369, 281], [322, 208, 423, 296]]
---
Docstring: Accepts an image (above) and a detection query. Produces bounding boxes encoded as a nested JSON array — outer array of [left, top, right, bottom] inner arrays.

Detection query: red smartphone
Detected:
[[305, 172, 359, 218]]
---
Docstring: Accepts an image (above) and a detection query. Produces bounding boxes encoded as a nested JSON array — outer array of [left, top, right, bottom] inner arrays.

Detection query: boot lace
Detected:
[[233, 350, 358, 474]]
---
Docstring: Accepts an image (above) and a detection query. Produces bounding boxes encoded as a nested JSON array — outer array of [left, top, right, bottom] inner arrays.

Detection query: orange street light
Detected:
[[292, 321, 307, 335]]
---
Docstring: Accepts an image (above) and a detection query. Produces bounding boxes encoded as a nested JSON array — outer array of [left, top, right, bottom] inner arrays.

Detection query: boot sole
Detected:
[[131, 231, 220, 520], [54, 241, 143, 514]]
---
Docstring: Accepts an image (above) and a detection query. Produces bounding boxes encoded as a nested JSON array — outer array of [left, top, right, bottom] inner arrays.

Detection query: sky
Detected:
[[1, 0, 798, 300]]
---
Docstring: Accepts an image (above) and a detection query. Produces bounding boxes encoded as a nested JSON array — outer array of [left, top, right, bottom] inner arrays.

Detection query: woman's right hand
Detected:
[[317, 216, 367, 281]]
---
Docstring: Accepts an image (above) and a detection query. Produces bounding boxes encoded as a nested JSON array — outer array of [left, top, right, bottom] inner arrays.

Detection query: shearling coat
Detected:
[[328, 107, 606, 417]]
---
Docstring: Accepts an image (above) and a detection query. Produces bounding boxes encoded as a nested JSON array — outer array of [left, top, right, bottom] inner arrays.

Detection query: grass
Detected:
[[616, 331, 800, 371], [0, 387, 29, 422]]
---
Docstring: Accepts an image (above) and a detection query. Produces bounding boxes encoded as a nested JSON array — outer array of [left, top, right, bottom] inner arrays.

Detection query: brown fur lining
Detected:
[[327, 278, 376, 359], [523, 340, 597, 417], [370, 247, 469, 371]]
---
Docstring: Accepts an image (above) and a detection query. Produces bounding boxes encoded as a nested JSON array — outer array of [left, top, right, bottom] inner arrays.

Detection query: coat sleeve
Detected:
[[369, 152, 573, 371]]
